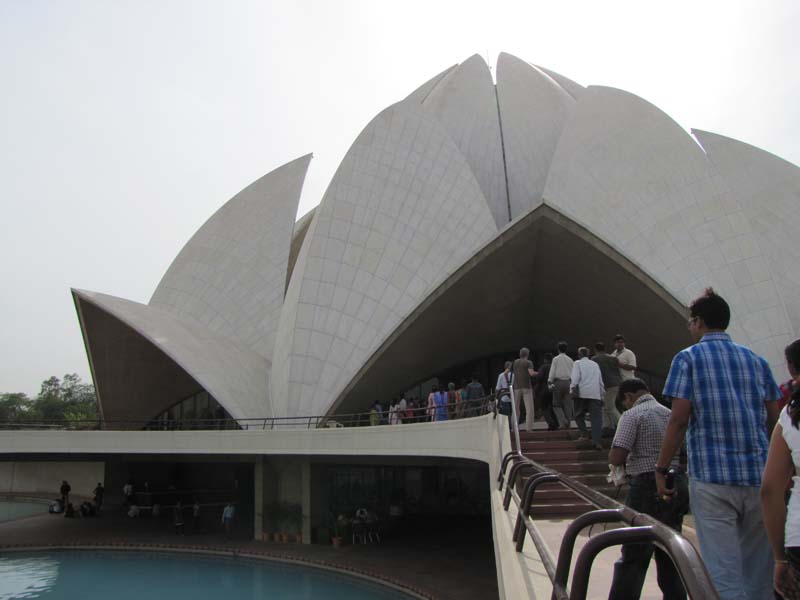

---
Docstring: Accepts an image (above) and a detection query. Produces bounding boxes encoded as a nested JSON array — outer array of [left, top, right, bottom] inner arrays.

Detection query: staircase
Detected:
[[516, 429, 627, 518]]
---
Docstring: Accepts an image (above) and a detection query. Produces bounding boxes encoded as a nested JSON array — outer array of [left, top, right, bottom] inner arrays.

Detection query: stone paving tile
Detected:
[[0, 509, 499, 600]]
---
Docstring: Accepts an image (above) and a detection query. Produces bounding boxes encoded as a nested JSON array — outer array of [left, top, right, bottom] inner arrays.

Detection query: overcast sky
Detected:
[[1, 0, 798, 395]]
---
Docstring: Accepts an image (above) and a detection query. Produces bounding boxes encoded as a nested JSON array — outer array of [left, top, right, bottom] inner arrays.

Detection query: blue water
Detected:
[[0, 501, 47, 523], [0, 552, 414, 600]]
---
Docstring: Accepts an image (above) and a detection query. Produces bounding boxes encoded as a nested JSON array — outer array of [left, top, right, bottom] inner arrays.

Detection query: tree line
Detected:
[[0, 373, 98, 422]]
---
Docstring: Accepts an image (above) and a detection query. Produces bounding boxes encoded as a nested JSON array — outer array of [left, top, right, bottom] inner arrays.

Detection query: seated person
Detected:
[[127, 504, 140, 518]]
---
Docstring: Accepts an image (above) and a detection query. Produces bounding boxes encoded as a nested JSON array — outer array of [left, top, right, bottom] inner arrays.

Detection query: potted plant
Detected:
[[331, 513, 348, 548], [266, 502, 284, 543], [284, 503, 302, 543]]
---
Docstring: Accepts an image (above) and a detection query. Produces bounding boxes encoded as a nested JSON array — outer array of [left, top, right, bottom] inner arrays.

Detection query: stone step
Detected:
[[523, 449, 605, 462], [520, 440, 611, 451]]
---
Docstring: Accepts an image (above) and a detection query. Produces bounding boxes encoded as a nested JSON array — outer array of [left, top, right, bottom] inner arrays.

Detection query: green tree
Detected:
[[0, 393, 32, 421], [2, 374, 97, 425]]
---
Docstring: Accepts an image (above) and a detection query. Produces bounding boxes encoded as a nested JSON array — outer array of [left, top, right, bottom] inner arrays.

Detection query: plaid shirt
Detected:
[[662, 332, 780, 486], [612, 394, 679, 476]]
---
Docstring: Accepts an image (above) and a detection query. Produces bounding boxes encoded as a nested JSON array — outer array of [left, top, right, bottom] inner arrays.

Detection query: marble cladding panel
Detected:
[[270, 100, 497, 417], [421, 54, 508, 229], [542, 86, 791, 376], [150, 155, 311, 362], [535, 65, 585, 100], [75, 289, 270, 420], [694, 130, 800, 346], [495, 53, 575, 221]]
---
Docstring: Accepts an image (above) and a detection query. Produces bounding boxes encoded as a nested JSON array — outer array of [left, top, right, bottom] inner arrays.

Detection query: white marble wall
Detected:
[[542, 86, 791, 373], [75, 289, 270, 420], [271, 99, 498, 417], [420, 54, 508, 228], [694, 130, 799, 357], [495, 53, 575, 220], [150, 155, 311, 362]]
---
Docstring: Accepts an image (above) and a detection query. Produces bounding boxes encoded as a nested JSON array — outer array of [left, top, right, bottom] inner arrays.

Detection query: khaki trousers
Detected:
[[514, 387, 534, 432]]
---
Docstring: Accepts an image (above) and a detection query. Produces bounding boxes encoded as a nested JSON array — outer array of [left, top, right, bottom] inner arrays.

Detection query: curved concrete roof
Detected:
[[694, 130, 799, 356], [150, 154, 311, 361], [73, 52, 798, 422], [421, 54, 508, 228], [543, 86, 790, 371], [270, 99, 497, 417], [73, 289, 269, 421], [404, 64, 458, 104], [496, 53, 574, 220], [535, 65, 584, 99]]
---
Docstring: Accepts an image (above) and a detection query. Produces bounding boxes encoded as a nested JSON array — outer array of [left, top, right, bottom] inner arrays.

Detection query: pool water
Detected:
[[0, 552, 414, 600], [0, 501, 47, 523]]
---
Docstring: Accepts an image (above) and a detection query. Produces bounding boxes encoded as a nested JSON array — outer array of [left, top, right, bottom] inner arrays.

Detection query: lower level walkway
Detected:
[[0, 507, 498, 600]]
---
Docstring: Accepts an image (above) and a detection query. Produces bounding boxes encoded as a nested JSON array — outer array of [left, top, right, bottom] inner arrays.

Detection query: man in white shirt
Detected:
[[548, 341, 575, 429], [571, 346, 605, 450], [612, 334, 637, 381]]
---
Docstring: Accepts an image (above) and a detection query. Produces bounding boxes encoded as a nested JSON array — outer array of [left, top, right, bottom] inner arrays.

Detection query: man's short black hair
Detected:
[[595, 342, 606, 351], [786, 339, 800, 371], [543, 352, 554, 362], [613, 334, 625, 342], [616, 378, 649, 404], [557, 341, 568, 354], [689, 287, 730, 330]]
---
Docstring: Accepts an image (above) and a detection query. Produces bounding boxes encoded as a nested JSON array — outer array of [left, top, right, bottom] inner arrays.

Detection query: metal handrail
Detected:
[[497, 385, 718, 599], [0, 395, 496, 431]]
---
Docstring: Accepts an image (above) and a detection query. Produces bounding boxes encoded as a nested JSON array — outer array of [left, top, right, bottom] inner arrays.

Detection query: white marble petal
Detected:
[[421, 54, 508, 228], [74, 289, 270, 421], [271, 99, 498, 417], [535, 65, 585, 99], [694, 129, 799, 355], [150, 155, 312, 362], [543, 86, 790, 374], [403, 64, 458, 104], [496, 53, 575, 220]]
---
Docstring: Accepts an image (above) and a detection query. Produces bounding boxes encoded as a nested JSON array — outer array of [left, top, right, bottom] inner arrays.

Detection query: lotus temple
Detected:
[[70, 53, 800, 425], [2, 52, 799, 598]]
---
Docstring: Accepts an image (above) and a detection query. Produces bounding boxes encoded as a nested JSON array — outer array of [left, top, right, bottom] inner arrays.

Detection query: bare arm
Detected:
[[655, 397, 691, 496], [608, 447, 628, 467], [766, 401, 780, 438], [761, 424, 793, 562]]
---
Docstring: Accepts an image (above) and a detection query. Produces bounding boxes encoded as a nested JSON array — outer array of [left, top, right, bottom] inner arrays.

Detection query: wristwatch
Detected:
[[655, 466, 670, 475]]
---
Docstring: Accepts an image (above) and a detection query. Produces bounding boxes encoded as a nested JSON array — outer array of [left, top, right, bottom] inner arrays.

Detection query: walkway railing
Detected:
[[0, 396, 495, 431], [495, 387, 718, 600]]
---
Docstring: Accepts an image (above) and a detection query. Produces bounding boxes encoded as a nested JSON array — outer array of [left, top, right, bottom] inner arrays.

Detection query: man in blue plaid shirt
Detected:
[[655, 288, 781, 600]]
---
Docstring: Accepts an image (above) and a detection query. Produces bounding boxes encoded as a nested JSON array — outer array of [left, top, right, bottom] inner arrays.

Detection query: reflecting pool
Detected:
[[0, 552, 414, 600]]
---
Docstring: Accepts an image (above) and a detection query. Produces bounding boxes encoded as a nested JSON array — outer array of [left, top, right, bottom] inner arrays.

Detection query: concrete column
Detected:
[[301, 460, 311, 544], [253, 456, 263, 541]]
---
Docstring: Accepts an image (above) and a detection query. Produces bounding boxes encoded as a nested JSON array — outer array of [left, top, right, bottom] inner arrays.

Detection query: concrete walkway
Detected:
[[0, 507, 499, 600]]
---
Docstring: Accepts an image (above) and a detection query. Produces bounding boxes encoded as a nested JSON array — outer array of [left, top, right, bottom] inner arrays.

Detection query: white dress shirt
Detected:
[[570, 357, 604, 400], [548, 353, 574, 383]]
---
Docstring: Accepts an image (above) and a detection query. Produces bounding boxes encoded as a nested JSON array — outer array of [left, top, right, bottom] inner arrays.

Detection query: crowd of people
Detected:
[[484, 286, 800, 599], [511, 287, 799, 600], [369, 376, 489, 425], [493, 336, 637, 450]]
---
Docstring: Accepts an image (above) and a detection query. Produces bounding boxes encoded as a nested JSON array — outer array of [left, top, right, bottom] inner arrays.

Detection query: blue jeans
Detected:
[[608, 473, 689, 600], [689, 479, 773, 600]]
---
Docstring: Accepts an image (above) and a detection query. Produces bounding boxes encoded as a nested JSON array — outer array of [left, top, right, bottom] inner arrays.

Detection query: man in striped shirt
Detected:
[[655, 288, 780, 600]]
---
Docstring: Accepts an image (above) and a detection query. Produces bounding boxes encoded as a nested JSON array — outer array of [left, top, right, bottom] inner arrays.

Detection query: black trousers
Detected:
[[608, 472, 689, 600]]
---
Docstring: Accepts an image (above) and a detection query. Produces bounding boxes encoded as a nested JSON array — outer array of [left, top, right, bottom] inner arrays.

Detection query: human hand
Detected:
[[774, 561, 791, 596], [655, 471, 675, 501]]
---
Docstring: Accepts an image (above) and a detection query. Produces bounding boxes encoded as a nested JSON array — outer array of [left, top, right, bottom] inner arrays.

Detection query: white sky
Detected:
[[1, 0, 799, 395]]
